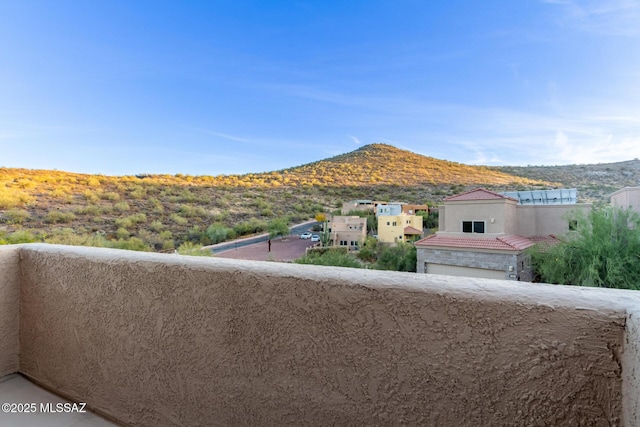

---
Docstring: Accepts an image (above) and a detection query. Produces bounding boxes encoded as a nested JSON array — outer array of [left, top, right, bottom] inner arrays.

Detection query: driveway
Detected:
[[214, 234, 318, 262]]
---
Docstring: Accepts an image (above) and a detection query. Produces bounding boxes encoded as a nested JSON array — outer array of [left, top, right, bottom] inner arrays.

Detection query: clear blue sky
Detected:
[[1, 1, 639, 175]]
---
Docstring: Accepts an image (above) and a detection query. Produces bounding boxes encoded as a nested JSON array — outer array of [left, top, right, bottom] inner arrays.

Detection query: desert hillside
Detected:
[[0, 143, 635, 251]]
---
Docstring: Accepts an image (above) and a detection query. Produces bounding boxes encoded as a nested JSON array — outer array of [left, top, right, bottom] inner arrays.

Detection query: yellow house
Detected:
[[377, 213, 423, 245]]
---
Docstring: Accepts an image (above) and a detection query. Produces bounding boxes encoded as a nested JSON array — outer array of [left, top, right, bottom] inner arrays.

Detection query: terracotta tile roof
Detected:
[[528, 235, 562, 251], [415, 234, 536, 251], [404, 226, 423, 235], [445, 188, 518, 202]]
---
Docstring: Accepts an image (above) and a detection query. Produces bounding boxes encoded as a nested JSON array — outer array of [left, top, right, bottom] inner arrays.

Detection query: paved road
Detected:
[[205, 220, 320, 254]]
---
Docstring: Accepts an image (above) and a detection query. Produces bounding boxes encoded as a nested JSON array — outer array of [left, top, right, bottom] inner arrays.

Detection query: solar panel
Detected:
[[501, 189, 577, 205]]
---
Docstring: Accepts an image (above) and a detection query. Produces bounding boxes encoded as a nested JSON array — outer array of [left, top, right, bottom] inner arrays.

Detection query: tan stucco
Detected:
[[611, 187, 640, 213], [515, 204, 591, 236], [442, 199, 518, 236], [0, 245, 20, 377], [439, 198, 591, 238], [328, 215, 367, 248], [3, 244, 640, 425]]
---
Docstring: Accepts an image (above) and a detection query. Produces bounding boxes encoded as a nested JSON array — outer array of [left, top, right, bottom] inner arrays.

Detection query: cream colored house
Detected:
[[377, 213, 423, 245], [416, 188, 591, 281], [328, 215, 367, 250]]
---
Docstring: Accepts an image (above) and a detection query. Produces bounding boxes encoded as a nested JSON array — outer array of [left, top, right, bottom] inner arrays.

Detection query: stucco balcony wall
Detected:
[[1, 244, 640, 426]]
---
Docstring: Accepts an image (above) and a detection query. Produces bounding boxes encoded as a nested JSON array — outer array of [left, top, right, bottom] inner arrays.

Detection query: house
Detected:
[[401, 204, 429, 215], [611, 187, 640, 212], [415, 188, 590, 281], [340, 200, 385, 215], [376, 203, 403, 217], [377, 212, 423, 245], [327, 215, 367, 250], [375, 203, 429, 217]]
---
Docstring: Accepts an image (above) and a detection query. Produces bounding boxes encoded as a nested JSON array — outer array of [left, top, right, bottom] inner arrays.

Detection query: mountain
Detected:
[[495, 159, 640, 202], [279, 143, 554, 189]]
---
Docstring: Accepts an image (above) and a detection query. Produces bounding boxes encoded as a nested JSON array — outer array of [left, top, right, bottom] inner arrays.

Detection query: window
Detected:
[[386, 221, 390, 226], [462, 221, 485, 233], [392, 221, 397, 226]]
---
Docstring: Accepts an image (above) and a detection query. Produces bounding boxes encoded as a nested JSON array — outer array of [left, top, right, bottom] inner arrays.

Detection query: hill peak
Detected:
[[281, 143, 553, 188]]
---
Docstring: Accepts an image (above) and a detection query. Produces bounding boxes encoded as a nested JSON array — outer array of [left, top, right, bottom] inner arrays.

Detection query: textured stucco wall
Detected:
[[622, 305, 640, 425], [15, 244, 636, 426], [0, 245, 20, 377], [443, 199, 513, 235], [515, 204, 591, 237]]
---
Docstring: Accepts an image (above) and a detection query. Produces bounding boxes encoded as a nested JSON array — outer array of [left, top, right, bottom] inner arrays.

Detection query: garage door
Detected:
[[425, 263, 505, 280]]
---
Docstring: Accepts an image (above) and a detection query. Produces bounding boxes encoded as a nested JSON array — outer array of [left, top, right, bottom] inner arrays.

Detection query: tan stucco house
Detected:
[[328, 215, 367, 250], [415, 188, 590, 281]]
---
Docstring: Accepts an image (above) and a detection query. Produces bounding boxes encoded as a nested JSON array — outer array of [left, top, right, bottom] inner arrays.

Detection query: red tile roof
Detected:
[[528, 235, 562, 251], [445, 188, 518, 202], [404, 226, 423, 235], [415, 234, 536, 251]]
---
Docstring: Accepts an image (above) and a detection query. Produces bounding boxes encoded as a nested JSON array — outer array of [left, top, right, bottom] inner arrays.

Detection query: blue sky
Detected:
[[1, 0, 639, 175]]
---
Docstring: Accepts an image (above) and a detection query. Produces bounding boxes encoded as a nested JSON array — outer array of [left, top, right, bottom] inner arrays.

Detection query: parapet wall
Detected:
[[2, 244, 640, 425], [0, 245, 19, 377]]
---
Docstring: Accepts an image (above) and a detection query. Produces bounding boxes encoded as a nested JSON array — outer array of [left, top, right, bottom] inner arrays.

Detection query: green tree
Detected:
[[375, 242, 417, 272], [205, 223, 235, 244], [530, 206, 640, 289], [357, 237, 378, 263], [267, 217, 290, 239], [418, 209, 438, 230]]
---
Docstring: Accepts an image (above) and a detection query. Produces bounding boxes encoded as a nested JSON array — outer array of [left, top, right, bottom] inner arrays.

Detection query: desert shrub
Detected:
[[116, 227, 130, 239], [45, 211, 76, 224], [205, 223, 235, 244], [51, 188, 70, 199], [150, 220, 164, 232], [267, 217, 290, 239], [3, 209, 30, 224], [111, 237, 152, 252], [100, 191, 120, 201], [0, 186, 35, 208], [177, 242, 212, 256], [295, 250, 361, 268], [114, 202, 130, 212], [148, 198, 164, 213], [82, 190, 99, 203], [0, 230, 38, 244], [74, 205, 102, 216], [129, 186, 147, 199], [169, 213, 189, 226], [115, 213, 147, 229], [233, 218, 268, 236], [179, 204, 209, 218]]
